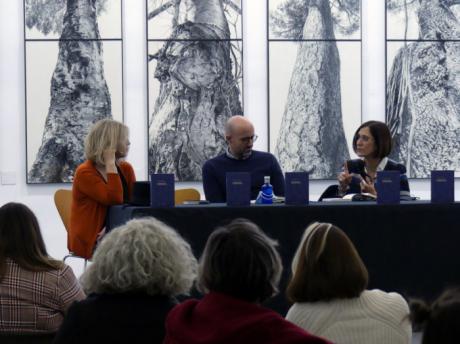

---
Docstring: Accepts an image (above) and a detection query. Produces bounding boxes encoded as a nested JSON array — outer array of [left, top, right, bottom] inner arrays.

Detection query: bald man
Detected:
[[202, 116, 285, 202]]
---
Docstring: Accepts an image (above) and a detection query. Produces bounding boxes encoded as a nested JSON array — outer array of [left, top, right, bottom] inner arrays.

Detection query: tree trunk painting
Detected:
[[148, 0, 242, 181], [28, 0, 111, 183], [387, 0, 460, 177], [275, 0, 349, 179]]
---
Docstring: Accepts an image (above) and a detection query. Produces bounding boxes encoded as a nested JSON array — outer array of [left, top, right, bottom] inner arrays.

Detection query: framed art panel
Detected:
[[147, 39, 243, 181], [147, 0, 243, 181], [25, 0, 122, 40], [269, 41, 361, 179], [24, 0, 124, 184], [147, 0, 242, 40], [268, 0, 362, 180], [385, 1, 460, 178], [268, 0, 361, 40]]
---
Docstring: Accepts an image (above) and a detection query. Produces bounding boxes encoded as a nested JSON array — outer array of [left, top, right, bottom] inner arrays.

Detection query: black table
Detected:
[[108, 201, 460, 315]]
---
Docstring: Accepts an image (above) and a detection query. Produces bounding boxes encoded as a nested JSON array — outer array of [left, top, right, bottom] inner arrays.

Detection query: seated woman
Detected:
[[410, 287, 460, 344], [70, 119, 136, 259], [286, 222, 411, 344], [0, 203, 85, 336], [54, 217, 197, 343], [163, 218, 332, 344], [337, 120, 410, 198]]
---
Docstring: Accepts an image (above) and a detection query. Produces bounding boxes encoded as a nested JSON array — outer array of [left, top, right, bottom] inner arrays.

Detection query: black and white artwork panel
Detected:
[[386, 1, 460, 40], [269, 41, 361, 179], [25, 0, 122, 40], [386, 40, 460, 178], [26, 40, 123, 183], [268, 0, 361, 41], [147, 39, 243, 181], [147, 0, 242, 40]]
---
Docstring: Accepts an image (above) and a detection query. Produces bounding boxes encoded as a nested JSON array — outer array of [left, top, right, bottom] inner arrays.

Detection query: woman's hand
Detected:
[[360, 177, 377, 196], [103, 149, 117, 174], [338, 162, 352, 193]]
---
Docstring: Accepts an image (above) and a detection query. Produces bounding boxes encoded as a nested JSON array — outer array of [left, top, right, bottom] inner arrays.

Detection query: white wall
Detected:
[[0, 0, 444, 277]]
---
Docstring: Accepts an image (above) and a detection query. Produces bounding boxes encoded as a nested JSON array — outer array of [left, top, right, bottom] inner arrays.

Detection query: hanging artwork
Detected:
[[147, 0, 243, 181], [386, 0, 460, 178], [268, 0, 361, 179], [25, 0, 123, 184]]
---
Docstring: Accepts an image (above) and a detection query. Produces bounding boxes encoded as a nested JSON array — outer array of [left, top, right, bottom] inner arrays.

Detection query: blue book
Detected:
[[285, 172, 309, 205], [431, 170, 454, 204], [150, 174, 175, 207], [376, 171, 400, 205], [226, 172, 250, 206]]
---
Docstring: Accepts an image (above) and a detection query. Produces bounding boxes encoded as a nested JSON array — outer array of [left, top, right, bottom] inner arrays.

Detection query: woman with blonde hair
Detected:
[[70, 119, 136, 259], [0, 203, 84, 337], [54, 217, 197, 343], [286, 222, 411, 344]]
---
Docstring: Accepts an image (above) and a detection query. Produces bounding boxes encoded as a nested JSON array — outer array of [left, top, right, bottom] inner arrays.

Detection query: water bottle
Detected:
[[256, 176, 273, 204]]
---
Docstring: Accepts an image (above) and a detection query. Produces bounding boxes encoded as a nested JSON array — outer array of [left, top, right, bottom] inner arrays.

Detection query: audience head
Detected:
[[352, 120, 392, 160], [0, 202, 62, 278], [287, 222, 368, 303], [84, 119, 130, 165], [198, 218, 282, 303], [224, 115, 257, 159], [410, 287, 460, 344], [80, 217, 197, 296]]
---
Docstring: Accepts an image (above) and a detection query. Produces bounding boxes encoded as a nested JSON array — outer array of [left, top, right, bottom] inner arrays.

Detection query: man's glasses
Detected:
[[240, 135, 258, 143]]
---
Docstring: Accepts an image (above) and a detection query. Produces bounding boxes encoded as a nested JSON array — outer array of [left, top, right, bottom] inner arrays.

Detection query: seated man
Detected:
[[202, 115, 285, 202]]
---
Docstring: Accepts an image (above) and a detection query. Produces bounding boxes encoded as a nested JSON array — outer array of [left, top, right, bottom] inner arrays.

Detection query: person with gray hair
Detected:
[[53, 217, 198, 344], [163, 218, 332, 344]]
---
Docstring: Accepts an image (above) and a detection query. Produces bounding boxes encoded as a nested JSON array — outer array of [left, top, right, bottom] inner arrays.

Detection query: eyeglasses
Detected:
[[240, 135, 258, 143]]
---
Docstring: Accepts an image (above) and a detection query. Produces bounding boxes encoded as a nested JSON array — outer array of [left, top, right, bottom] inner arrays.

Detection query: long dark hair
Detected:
[[0, 202, 63, 280]]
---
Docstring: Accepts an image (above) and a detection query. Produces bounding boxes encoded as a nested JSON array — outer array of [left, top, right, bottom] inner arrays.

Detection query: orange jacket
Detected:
[[69, 160, 136, 259]]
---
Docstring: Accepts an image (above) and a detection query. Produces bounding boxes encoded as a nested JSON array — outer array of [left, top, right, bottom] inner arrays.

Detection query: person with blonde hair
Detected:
[[286, 222, 411, 344], [70, 119, 136, 258], [164, 218, 331, 344], [54, 217, 197, 343], [0, 203, 85, 337]]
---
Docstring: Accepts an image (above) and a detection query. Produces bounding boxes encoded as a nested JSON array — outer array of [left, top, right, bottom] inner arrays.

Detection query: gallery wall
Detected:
[[0, 0, 441, 277]]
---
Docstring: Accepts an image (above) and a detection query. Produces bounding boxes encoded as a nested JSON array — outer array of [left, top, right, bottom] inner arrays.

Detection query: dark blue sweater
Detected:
[[202, 150, 285, 202]]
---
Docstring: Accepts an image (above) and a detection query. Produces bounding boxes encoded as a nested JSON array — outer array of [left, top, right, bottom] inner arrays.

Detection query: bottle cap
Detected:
[[264, 176, 270, 184]]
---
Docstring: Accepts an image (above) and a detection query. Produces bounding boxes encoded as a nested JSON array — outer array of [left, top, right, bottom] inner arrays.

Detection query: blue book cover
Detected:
[[226, 172, 250, 206], [150, 174, 175, 207], [285, 172, 309, 205], [376, 171, 400, 205], [431, 170, 454, 204]]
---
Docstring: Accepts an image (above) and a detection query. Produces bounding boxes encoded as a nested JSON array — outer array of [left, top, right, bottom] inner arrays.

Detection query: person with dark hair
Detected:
[[70, 119, 136, 259], [337, 120, 410, 197], [286, 222, 411, 344], [54, 218, 197, 343], [163, 218, 331, 344], [410, 287, 460, 344], [0, 202, 85, 335]]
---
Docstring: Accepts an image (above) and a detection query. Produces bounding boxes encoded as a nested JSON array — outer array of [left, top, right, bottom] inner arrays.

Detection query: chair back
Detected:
[[175, 188, 201, 205], [318, 184, 340, 201], [54, 189, 72, 232]]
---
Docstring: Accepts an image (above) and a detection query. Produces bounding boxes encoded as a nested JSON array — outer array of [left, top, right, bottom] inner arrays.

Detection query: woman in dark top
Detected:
[[337, 120, 410, 197], [53, 218, 197, 344]]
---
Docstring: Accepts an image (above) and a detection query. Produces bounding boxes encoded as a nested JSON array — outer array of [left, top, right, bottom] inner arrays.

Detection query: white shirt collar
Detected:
[[364, 157, 388, 175]]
